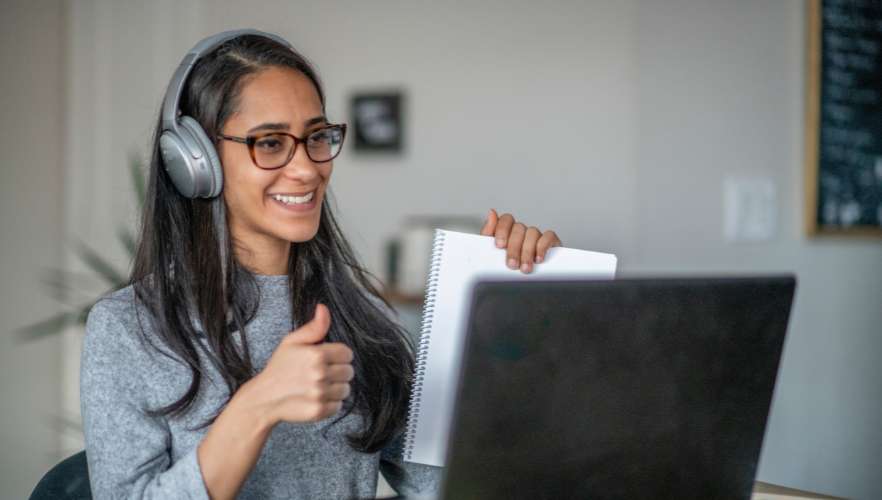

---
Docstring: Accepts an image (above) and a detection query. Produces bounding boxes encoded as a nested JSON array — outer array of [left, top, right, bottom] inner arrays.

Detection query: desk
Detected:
[[753, 481, 847, 499], [374, 480, 847, 500]]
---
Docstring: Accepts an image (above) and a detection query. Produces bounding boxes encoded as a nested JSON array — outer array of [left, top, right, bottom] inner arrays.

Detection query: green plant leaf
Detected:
[[51, 414, 83, 435], [39, 268, 103, 304], [129, 152, 146, 210], [15, 309, 84, 342], [40, 268, 73, 303], [76, 304, 91, 324], [75, 241, 126, 287], [117, 227, 137, 257], [18, 148, 144, 343]]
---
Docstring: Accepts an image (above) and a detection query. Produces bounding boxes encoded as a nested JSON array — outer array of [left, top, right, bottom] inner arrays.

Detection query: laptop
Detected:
[[419, 276, 796, 500]]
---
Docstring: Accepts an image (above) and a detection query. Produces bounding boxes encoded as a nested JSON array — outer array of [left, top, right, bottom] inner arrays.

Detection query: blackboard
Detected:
[[806, 0, 882, 236]]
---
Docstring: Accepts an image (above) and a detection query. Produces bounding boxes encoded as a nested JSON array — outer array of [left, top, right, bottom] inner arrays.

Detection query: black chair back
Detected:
[[29, 450, 92, 500]]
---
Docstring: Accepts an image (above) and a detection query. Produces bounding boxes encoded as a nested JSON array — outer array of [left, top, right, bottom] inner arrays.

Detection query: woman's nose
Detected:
[[280, 144, 320, 181]]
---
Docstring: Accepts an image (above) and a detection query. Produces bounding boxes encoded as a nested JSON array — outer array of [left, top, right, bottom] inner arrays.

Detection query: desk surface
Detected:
[[373, 481, 847, 500], [752, 481, 845, 500]]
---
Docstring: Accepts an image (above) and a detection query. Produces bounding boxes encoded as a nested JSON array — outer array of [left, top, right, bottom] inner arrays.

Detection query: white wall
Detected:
[[20, 0, 880, 498], [633, 2, 882, 498], [0, 1, 66, 498]]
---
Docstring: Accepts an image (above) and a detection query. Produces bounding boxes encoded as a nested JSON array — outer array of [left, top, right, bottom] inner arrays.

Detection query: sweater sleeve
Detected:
[[80, 298, 210, 500]]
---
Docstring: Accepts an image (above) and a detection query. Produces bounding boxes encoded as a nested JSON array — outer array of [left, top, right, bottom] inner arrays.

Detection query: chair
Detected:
[[29, 450, 92, 500]]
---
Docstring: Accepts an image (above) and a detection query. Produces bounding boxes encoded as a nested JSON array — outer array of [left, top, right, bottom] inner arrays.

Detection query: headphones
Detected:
[[159, 29, 295, 199]]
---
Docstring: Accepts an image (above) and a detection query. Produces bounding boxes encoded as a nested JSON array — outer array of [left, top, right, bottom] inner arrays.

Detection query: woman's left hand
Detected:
[[480, 209, 562, 274]]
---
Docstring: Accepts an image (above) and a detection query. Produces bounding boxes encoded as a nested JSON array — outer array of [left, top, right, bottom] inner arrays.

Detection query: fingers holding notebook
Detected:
[[479, 208, 563, 273]]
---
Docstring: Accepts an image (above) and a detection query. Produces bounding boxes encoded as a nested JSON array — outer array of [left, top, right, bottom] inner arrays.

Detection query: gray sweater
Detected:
[[80, 274, 440, 499]]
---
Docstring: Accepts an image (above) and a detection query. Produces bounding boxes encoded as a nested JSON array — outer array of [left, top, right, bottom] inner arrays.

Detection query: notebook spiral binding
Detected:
[[402, 229, 445, 461]]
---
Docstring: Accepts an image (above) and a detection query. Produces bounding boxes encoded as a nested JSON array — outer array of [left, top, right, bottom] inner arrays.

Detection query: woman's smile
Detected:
[[268, 189, 319, 213]]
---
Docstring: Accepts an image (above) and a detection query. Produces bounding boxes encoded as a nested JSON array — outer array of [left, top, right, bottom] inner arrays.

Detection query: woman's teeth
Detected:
[[272, 192, 315, 205]]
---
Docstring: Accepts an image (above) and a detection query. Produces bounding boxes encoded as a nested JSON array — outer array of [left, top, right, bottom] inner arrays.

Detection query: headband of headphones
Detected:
[[160, 28, 294, 136], [158, 29, 295, 198]]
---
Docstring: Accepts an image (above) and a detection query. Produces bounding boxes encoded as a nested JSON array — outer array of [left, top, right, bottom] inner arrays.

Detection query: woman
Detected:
[[80, 30, 562, 499]]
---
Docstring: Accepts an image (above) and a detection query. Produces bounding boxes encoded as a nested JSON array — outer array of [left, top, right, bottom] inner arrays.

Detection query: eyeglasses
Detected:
[[217, 123, 347, 169]]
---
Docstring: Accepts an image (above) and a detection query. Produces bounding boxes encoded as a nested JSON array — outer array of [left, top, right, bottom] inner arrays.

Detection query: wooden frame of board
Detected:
[[804, 0, 882, 237]]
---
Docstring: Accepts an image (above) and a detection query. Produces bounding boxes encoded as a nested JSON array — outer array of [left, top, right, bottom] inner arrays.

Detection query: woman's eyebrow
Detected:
[[247, 122, 288, 134], [303, 116, 327, 128], [247, 116, 327, 134]]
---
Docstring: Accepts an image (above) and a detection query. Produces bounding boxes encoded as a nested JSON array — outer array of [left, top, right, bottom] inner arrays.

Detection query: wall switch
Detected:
[[723, 176, 777, 243]]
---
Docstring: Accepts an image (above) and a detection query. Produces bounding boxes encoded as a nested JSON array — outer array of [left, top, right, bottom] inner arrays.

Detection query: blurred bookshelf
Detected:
[[382, 289, 423, 307]]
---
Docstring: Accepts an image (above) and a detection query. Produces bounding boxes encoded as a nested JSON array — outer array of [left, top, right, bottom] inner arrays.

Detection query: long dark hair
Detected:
[[129, 34, 414, 454]]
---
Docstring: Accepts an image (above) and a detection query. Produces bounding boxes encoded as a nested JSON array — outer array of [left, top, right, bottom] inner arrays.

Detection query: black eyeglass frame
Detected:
[[217, 123, 347, 169]]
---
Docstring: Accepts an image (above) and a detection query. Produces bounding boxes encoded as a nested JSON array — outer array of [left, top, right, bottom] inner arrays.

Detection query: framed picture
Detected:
[[350, 91, 404, 153]]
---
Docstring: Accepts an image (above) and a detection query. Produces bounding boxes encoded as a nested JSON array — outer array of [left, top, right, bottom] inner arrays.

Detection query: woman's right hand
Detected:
[[198, 305, 351, 499], [234, 303, 354, 426], [198, 304, 351, 500]]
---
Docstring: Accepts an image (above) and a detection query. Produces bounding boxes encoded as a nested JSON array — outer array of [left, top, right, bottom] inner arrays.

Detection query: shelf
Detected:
[[381, 290, 424, 306]]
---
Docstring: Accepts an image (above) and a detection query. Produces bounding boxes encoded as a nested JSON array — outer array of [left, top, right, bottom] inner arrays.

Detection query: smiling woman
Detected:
[[215, 67, 340, 271], [79, 29, 560, 500]]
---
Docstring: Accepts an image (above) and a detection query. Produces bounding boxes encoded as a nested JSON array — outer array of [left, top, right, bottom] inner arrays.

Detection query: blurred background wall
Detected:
[[2, 0, 881, 498], [0, 0, 66, 497]]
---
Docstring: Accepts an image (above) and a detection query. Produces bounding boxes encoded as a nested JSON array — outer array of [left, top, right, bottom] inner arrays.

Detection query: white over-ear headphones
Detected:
[[159, 29, 294, 199]]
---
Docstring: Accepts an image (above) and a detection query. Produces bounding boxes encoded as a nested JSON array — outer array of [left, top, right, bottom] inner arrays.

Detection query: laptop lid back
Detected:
[[440, 277, 795, 500]]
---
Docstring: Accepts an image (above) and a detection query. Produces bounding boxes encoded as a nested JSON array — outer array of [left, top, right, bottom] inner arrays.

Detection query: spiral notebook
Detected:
[[402, 229, 618, 466]]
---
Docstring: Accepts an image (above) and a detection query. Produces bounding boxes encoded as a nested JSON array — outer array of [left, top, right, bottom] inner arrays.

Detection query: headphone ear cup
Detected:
[[159, 130, 197, 198], [179, 116, 224, 198]]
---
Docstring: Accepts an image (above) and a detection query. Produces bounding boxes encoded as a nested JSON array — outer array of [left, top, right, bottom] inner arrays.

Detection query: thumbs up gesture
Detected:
[[236, 304, 355, 425]]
